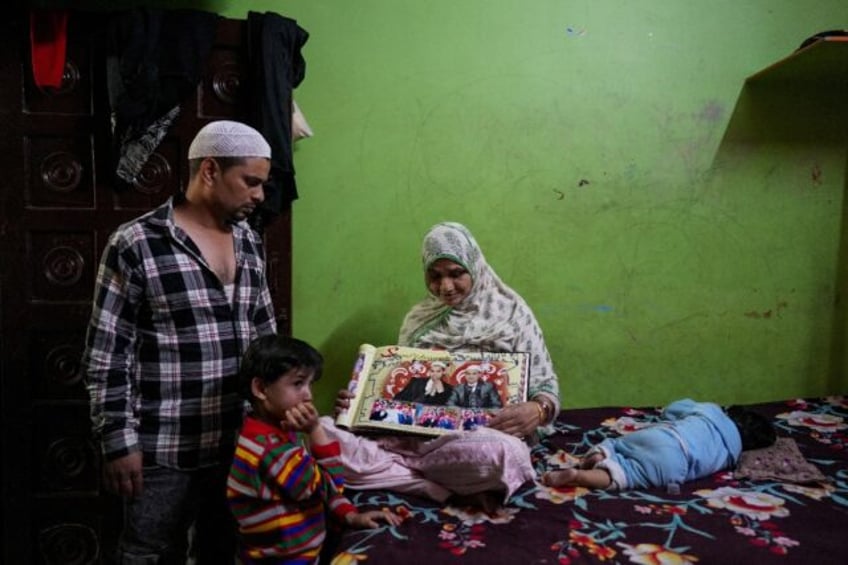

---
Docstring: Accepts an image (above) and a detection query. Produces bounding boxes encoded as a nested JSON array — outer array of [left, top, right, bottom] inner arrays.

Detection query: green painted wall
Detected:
[[69, 0, 848, 411]]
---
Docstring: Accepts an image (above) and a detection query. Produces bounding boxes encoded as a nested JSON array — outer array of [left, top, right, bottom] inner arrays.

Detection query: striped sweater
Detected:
[[227, 416, 356, 564]]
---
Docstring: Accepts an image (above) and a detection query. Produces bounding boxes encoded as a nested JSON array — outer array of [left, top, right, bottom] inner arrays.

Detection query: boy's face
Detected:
[[428, 364, 446, 381], [255, 367, 315, 420]]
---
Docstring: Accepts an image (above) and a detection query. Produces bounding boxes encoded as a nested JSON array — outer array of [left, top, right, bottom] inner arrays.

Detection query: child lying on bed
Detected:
[[542, 398, 776, 490]]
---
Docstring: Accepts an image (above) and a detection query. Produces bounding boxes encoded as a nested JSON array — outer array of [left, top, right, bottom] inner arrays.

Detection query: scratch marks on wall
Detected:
[[658, 99, 727, 184], [565, 26, 586, 38], [553, 188, 564, 200], [650, 311, 711, 332], [687, 100, 726, 169], [744, 300, 789, 319]]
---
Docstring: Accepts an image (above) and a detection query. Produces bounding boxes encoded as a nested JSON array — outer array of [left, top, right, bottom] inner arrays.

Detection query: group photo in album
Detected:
[[335, 344, 529, 437]]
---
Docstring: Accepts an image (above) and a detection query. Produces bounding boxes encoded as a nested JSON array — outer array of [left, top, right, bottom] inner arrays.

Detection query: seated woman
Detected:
[[323, 222, 561, 510], [393, 360, 453, 405]]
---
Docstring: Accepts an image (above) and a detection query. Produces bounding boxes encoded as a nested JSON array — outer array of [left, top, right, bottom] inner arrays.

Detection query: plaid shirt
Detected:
[[83, 198, 277, 469]]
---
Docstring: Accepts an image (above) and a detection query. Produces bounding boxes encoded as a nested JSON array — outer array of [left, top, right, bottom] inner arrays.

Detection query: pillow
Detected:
[[734, 437, 828, 484]]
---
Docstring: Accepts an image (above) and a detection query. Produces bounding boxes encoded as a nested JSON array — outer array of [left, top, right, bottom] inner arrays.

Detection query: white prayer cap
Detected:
[[188, 120, 271, 160]]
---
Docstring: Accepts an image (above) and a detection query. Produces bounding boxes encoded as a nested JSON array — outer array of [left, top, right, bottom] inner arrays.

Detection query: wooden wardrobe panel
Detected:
[[0, 11, 292, 563]]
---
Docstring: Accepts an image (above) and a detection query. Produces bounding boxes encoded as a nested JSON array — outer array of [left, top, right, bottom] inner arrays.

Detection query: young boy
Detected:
[[227, 335, 402, 564], [542, 398, 776, 490]]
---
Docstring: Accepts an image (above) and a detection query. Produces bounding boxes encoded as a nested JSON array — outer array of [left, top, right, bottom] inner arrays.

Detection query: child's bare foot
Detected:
[[581, 452, 604, 469], [542, 468, 579, 487]]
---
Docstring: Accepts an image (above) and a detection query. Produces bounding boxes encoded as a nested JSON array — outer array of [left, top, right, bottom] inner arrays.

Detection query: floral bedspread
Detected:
[[331, 397, 848, 564]]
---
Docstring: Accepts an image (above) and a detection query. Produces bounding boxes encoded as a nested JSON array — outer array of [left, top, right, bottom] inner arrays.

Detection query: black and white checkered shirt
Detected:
[[83, 199, 277, 469]]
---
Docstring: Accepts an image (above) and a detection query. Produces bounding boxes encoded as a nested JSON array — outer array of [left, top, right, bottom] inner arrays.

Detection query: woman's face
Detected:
[[426, 259, 472, 306]]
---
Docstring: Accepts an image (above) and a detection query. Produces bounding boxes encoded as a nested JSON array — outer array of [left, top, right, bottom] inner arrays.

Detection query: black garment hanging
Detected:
[[247, 11, 309, 230], [106, 8, 219, 190]]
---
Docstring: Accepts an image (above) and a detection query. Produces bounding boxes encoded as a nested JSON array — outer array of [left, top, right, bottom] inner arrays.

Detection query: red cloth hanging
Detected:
[[30, 10, 69, 88]]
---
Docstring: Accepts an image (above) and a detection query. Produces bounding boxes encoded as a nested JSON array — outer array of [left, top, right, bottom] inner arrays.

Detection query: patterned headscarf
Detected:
[[398, 222, 560, 412]]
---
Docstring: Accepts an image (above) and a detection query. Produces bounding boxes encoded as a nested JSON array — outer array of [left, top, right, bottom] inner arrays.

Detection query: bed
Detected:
[[330, 396, 848, 564]]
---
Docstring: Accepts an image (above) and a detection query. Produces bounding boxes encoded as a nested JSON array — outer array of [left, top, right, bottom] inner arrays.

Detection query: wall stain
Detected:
[[696, 100, 724, 124], [553, 188, 564, 200], [578, 179, 590, 187], [811, 163, 822, 186], [744, 300, 789, 319], [576, 303, 614, 314]]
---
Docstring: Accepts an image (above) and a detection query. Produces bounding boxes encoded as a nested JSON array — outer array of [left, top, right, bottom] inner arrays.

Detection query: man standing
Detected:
[[82, 121, 277, 563]]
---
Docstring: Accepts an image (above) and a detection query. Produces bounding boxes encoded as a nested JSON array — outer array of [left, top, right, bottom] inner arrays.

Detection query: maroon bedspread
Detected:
[[331, 397, 847, 564]]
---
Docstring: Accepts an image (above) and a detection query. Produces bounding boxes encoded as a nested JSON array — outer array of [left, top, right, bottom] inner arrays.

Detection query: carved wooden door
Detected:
[[0, 12, 291, 564]]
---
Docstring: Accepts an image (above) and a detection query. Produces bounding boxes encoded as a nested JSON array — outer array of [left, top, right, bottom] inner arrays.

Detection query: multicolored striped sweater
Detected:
[[227, 416, 356, 564]]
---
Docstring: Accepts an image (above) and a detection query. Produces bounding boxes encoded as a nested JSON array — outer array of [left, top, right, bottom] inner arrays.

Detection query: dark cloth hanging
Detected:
[[106, 8, 219, 190], [30, 9, 69, 88], [246, 11, 309, 229]]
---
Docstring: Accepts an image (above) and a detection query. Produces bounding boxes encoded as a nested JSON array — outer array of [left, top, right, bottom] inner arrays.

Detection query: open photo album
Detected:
[[334, 343, 529, 437]]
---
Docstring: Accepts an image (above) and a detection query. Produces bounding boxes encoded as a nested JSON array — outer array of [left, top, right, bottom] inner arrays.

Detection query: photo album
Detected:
[[335, 343, 529, 437]]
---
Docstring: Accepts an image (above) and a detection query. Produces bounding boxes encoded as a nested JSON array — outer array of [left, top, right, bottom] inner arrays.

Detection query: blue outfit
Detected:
[[595, 399, 742, 490]]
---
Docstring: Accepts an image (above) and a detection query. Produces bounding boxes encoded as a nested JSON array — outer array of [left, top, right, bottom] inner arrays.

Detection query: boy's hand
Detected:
[[282, 401, 320, 433], [345, 508, 404, 529], [282, 401, 333, 447]]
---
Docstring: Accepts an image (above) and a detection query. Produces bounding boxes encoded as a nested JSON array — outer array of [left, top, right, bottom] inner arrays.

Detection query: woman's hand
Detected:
[[345, 508, 404, 529], [487, 401, 542, 439], [333, 388, 355, 417]]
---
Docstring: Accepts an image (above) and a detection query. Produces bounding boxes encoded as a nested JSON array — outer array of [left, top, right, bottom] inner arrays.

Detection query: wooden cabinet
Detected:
[[0, 11, 291, 563]]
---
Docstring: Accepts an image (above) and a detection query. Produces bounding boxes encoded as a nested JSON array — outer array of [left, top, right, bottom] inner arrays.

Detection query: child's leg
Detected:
[[542, 467, 612, 489], [543, 449, 612, 489], [541, 467, 578, 485]]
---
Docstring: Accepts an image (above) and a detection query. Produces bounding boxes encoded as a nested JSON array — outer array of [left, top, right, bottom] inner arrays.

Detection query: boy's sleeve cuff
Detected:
[[311, 440, 341, 460]]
